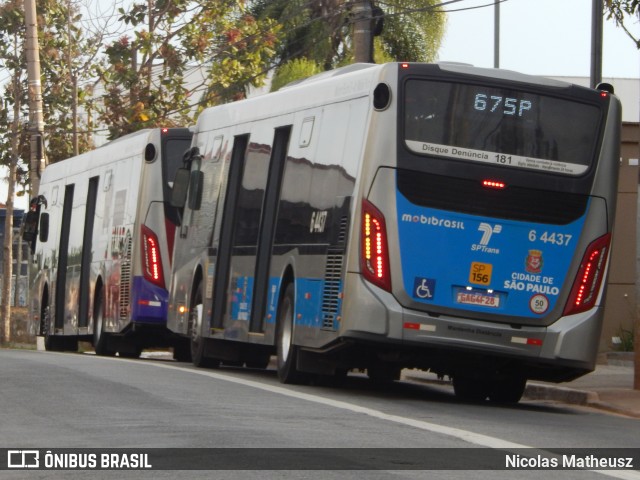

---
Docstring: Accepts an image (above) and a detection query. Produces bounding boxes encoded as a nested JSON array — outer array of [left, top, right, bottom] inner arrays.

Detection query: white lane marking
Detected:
[[138, 359, 640, 480]]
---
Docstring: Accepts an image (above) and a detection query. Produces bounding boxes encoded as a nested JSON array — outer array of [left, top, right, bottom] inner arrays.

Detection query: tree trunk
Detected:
[[1, 74, 21, 344]]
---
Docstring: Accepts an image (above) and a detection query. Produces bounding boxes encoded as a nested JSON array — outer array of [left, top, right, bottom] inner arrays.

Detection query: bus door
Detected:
[[78, 176, 99, 329], [55, 177, 100, 333], [54, 184, 75, 333], [212, 127, 291, 335]]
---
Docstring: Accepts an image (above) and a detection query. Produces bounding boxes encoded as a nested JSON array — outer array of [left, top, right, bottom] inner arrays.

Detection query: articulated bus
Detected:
[[23, 128, 192, 356], [168, 62, 620, 402]]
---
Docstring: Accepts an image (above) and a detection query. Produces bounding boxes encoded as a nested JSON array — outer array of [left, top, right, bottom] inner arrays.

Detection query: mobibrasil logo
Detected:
[[401, 213, 465, 230]]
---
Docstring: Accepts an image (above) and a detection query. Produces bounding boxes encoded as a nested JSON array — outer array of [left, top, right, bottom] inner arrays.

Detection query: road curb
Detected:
[[525, 383, 640, 418], [524, 383, 599, 405]]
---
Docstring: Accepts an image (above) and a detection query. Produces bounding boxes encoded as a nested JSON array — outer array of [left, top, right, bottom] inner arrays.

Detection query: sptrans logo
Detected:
[[401, 213, 465, 230], [472, 223, 502, 254]]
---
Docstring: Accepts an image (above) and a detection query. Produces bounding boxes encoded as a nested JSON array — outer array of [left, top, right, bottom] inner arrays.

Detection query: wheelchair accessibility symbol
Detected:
[[413, 277, 436, 300]]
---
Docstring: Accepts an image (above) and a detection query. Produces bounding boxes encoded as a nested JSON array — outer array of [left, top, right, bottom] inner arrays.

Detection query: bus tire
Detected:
[[189, 282, 220, 369], [118, 343, 143, 359], [93, 289, 115, 357], [488, 375, 526, 404], [453, 376, 490, 402], [173, 339, 192, 362], [276, 283, 307, 384]]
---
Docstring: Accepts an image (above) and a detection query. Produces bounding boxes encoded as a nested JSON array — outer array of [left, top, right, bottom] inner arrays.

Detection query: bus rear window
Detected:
[[403, 79, 603, 175]]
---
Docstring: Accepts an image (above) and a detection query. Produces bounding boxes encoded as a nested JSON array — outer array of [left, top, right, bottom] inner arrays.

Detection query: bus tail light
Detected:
[[482, 179, 506, 189], [563, 233, 611, 316], [141, 225, 165, 289], [361, 199, 391, 292]]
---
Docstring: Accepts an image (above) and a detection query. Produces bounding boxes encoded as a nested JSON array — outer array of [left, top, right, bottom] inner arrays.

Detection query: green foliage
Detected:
[[0, 0, 30, 194], [614, 326, 635, 352], [251, 0, 350, 71], [97, 0, 282, 138], [606, 0, 640, 48], [376, 1, 446, 62], [252, 0, 446, 86], [270, 58, 322, 92], [0, 0, 96, 177]]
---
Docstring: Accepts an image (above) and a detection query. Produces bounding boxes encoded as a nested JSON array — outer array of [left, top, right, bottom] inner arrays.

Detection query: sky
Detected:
[[3, 0, 640, 210], [437, 0, 640, 78]]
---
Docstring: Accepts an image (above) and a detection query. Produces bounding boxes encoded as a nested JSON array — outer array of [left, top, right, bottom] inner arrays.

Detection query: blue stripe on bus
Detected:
[[228, 275, 342, 330], [396, 189, 588, 318]]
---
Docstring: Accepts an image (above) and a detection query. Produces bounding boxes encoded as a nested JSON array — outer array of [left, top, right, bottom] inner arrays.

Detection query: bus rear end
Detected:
[[125, 128, 192, 348], [348, 63, 621, 402]]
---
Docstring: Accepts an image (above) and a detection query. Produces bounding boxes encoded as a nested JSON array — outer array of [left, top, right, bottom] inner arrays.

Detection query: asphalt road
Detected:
[[1, 349, 638, 480]]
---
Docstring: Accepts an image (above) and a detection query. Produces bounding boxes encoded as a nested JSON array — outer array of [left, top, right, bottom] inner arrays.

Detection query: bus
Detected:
[[167, 62, 621, 403], [23, 128, 193, 357]]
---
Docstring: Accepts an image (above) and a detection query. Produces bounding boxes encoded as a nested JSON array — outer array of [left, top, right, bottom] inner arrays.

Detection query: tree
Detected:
[[0, 0, 98, 343], [38, 0, 101, 163], [269, 57, 321, 92], [0, 0, 30, 343], [252, 0, 446, 75], [606, 0, 640, 48], [97, 0, 281, 139]]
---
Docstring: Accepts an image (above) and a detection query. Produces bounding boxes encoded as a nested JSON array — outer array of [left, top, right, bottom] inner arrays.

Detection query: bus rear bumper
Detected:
[[130, 276, 169, 325], [340, 274, 602, 381]]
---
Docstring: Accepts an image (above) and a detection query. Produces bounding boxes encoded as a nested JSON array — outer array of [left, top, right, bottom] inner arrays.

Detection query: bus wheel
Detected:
[[189, 282, 219, 369], [118, 343, 143, 359], [488, 375, 526, 404], [276, 284, 307, 384], [453, 376, 490, 402], [93, 290, 115, 357], [173, 339, 192, 362]]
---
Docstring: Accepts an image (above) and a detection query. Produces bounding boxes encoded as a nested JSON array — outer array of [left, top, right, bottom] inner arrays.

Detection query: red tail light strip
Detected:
[[361, 199, 392, 292], [141, 224, 165, 289], [563, 233, 611, 316]]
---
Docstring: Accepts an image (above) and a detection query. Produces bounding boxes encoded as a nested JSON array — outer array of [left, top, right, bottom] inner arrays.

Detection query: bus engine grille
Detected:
[[321, 216, 348, 330], [119, 234, 133, 320]]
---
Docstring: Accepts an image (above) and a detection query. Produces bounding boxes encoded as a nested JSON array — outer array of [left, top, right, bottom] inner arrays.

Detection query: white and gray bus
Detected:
[[168, 62, 621, 402], [23, 128, 192, 356]]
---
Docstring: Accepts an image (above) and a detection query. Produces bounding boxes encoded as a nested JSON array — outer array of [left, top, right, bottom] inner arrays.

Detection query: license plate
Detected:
[[456, 290, 500, 308]]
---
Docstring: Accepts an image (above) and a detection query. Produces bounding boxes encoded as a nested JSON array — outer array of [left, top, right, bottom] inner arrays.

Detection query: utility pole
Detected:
[[590, 0, 603, 88], [24, 0, 46, 196], [494, 0, 500, 68], [67, 0, 79, 156], [352, 0, 373, 63]]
